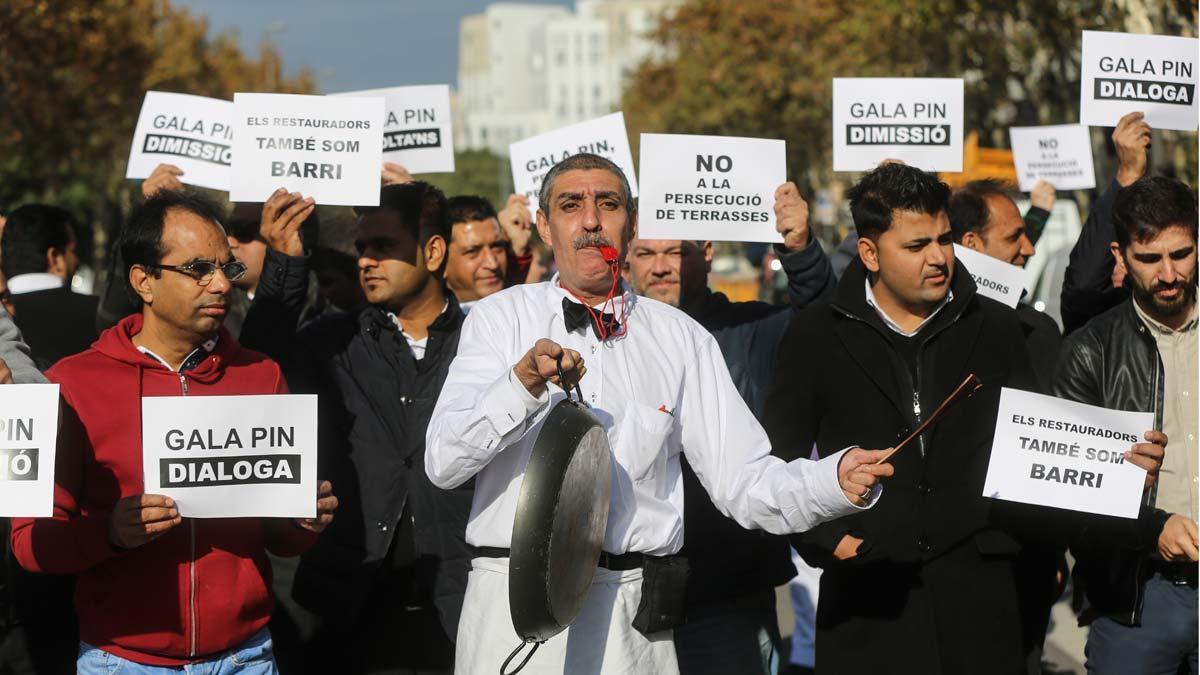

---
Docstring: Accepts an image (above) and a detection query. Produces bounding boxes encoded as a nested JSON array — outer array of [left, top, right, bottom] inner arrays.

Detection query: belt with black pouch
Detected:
[[472, 546, 690, 634], [1152, 559, 1198, 587]]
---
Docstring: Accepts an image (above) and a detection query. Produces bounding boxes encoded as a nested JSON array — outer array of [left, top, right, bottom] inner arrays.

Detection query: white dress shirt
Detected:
[[6, 273, 64, 295], [864, 278, 953, 337], [426, 275, 870, 556]]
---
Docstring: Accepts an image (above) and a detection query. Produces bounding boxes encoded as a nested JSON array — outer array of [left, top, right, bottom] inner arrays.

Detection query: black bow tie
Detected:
[[563, 297, 620, 339]]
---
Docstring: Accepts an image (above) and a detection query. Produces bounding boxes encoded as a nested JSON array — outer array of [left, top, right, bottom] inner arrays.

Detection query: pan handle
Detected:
[[556, 356, 585, 403]]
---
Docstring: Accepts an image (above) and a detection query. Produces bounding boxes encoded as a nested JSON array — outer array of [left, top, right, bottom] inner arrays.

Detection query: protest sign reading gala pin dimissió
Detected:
[[142, 395, 318, 518], [1080, 30, 1199, 132], [832, 78, 965, 172], [231, 93, 384, 206], [983, 388, 1152, 519], [333, 85, 455, 174], [509, 112, 638, 220], [1008, 124, 1097, 192], [0, 384, 60, 518], [126, 92, 234, 192], [638, 133, 785, 243]]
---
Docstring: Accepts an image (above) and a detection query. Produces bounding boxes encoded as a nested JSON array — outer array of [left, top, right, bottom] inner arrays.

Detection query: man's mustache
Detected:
[[572, 233, 614, 250], [1151, 280, 1189, 293]]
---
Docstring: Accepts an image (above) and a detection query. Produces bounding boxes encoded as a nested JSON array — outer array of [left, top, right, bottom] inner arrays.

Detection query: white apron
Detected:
[[455, 556, 678, 675]]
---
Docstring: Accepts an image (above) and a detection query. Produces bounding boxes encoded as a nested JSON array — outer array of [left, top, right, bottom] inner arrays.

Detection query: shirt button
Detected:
[[377, 522, 388, 531], [400, 396, 410, 406], [591, 345, 596, 354]]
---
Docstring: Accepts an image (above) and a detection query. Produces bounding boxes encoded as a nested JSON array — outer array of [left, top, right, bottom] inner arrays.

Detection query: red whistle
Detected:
[[599, 245, 619, 264]]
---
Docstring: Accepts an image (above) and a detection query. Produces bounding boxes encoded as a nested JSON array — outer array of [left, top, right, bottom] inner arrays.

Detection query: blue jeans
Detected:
[[1086, 573, 1198, 675], [77, 628, 277, 675], [674, 589, 781, 675]]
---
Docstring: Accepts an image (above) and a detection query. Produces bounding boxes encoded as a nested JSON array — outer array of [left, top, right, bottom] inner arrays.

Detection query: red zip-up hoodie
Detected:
[[10, 314, 317, 666]]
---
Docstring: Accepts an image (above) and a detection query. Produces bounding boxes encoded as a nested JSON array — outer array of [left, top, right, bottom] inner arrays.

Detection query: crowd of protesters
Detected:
[[0, 105, 1194, 675]]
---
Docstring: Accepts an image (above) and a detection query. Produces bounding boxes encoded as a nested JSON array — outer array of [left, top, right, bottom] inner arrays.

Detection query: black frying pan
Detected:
[[508, 367, 613, 645]]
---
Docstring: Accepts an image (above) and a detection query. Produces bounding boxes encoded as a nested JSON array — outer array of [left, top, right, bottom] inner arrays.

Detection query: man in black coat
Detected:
[[764, 163, 1043, 675], [947, 178, 1068, 674], [0, 204, 98, 369], [625, 182, 836, 675], [240, 183, 469, 674]]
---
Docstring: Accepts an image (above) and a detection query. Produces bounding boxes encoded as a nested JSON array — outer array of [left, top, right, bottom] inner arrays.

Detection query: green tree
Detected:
[[623, 0, 1196, 191], [0, 0, 313, 273]]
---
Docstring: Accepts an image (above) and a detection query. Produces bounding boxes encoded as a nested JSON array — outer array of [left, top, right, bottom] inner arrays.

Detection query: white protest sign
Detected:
[[1008, 124, 1097, 192], [0, 385, 60, 518], [333, 85, 455, 174], [1080, 31, 1199, 132], [509, 112, 638, 219], [638, 134, 784, 243], [953, 245, 1027, 308], [983, 388, 1152, 519], [142, 395, 318, 518], [126, 92, 234, 192], [833, 78, 964, 172], [231, 93, 384, 206]]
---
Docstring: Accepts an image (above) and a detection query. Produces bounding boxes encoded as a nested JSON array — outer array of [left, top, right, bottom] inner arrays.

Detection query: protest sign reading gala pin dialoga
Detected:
[[509, 112, 638, 220], [1080, 31, 1199, 132], [983, 388, 1152, 519], [638, 134, 785, 243], [0, 384, 60, 518], [126, 92, 234, 192], [333, 85, 455, 174], [142, 395, 318, 518], [833, 78, 965, 172], [953, 245, 1027, 308], [231, 93, 384, 206], [1008, 124, 1097, 192]]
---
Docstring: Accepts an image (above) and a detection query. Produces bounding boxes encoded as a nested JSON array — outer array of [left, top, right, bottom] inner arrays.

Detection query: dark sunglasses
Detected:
[[153, 260, 248, 285]]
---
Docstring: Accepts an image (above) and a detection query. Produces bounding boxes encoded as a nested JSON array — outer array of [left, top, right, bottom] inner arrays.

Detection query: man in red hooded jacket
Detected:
[[10, 190, 337, 673]]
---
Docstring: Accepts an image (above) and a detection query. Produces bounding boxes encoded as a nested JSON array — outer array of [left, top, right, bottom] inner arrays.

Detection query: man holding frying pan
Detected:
[[426, 153, 894, 674], [763, 162, 1165, 675]]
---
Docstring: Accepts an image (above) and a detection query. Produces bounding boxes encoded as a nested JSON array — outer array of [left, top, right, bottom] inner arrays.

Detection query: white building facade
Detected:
[[457, 0, 679, 154]]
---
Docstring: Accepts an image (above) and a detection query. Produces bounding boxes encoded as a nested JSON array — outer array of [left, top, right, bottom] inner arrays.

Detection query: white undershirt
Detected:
[[6, 273, 64, 295], [864, 278, 953, 337], [389, 301, 449, 361]]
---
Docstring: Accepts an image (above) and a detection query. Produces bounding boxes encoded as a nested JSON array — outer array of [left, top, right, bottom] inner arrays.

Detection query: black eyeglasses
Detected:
[[153, 260, 248, 285]]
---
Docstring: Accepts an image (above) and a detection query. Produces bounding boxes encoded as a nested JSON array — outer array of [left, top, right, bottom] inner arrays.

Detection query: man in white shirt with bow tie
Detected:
[[426, 153, 894, 675]]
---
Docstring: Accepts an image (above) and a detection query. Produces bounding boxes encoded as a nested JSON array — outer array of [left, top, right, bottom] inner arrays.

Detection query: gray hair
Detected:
[[538, 153, 636, 218]]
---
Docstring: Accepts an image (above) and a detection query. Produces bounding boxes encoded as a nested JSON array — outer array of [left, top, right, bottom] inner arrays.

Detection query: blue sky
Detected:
[[175, 0, 572, 93]]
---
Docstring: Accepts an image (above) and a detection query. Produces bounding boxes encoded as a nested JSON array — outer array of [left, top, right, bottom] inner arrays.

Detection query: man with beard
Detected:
[[948, 179, 1062, 391], [763, 163, 1165, 675], [1054, 175, 1197, 674], [242, 183, 472, 674], [624, 184, 835, 675], [426, 153, 894, 674]]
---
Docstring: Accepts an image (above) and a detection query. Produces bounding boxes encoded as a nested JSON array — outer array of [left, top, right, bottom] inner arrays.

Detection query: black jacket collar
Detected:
[[828, 257, 984, 421], [359, 292, 465, 340], [832, 257, 978, 331]]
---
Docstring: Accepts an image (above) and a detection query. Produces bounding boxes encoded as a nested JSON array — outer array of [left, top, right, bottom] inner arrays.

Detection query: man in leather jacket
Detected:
[[1054, 175, 1196, 674]]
